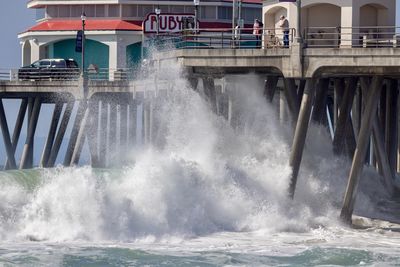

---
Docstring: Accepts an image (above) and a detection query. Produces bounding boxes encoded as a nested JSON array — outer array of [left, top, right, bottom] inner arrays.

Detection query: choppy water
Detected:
[[0, 60, 399, 266]]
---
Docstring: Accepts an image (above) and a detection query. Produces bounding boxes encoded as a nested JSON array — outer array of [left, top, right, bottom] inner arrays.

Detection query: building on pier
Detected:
[[263, 0, 396, 47], [19, 0, 262, 71]]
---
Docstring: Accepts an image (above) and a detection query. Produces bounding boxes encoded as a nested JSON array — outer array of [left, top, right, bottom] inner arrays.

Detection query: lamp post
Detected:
[[296, 0, 302, 43], [194, 0, 199, 31], [81, 12, 86, 75], [155, 7, 161, 35]]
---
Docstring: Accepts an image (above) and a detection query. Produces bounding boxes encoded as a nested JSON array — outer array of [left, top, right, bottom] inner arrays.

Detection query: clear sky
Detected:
[[0, 1, 400, 68]]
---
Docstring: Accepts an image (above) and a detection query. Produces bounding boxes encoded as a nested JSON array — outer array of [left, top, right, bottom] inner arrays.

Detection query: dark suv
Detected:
[[18, 59, 80, 80]]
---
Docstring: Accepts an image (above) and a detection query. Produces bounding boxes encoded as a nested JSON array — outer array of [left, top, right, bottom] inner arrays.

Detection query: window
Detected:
[[71, 5, 82, 17], [58, 6, 70, 18], [84, 5, 95, 17], [138, 5, 153, 17], [46, 6, 58, 18], [95, 5, 105, 17], [185, 6, 195, 14], [108, 5, 120, 17], [122, 5, 138, 17], [200, 6, 216, 19], [170, 5, 184, 13], [243, 8, 261, 22], [36, 8, 45, 20], [51, 60, 66, 68], [218, 6, 232, 20], [39, 60, 51, 67]]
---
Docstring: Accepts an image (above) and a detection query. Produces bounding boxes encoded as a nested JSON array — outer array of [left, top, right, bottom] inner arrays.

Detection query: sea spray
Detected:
[[0, 59, 394, 243]]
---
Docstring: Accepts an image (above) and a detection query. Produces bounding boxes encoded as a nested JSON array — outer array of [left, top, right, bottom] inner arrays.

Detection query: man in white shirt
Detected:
[[279, 15, 289, 47]]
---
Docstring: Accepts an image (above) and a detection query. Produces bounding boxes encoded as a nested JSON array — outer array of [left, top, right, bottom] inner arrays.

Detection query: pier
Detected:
[[1, 25, 400, 224]]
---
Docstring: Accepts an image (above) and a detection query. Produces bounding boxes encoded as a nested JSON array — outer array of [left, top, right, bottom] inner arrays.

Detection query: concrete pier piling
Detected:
[[340, 76, 384, 224], [288, 79, 316, 199]]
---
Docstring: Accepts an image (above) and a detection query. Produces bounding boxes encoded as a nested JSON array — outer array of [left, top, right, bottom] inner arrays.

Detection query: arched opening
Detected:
[[43, 39, 109, 71], [126, 42, 144, 69], [359, 4, 390, 46], [302, 3, 341, 47], [22, 40, 31, 67], [360, 4, 389, 27], [263, 6, 287, 47]]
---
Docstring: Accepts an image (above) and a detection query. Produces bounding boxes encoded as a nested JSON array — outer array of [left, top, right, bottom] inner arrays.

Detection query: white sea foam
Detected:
[[0, 58, 395, 244]]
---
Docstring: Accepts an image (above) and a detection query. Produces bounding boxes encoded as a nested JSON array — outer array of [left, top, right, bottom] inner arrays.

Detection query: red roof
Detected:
[[25, 19, 253, 33], [222, 0, 261, 3], [28, 20, 142, 32]]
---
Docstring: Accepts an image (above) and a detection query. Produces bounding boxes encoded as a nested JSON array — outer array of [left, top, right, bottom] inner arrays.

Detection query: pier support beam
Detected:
[[312, 79, 329, 124], [99, 100, 108, 167], [333, 78, 357, 155], [64, 101, 87, 166], [283, 78, 300, 121], [70, 105, 90, 166], [87, 100, 100, 167], [203, 77, 217, 113], [0, 99, 17, 169], [372, 116, 395, 196], [108, 101, 117, 165], [4, 99, 28, 170], [385, 80, 398, 176], [47, 102, 74, 168], [264, 76, 279, 103], [288, 78, 316, 198], [20, 97, 41, 169], [129, 99, 137, 147], [40, 102, 63, 168], [340, 76, 384, 224]]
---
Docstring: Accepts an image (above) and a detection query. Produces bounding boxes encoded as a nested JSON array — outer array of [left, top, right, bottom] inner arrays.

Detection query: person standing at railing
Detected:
[[253, 19, 262, 48], [279, 15, 289, 48]]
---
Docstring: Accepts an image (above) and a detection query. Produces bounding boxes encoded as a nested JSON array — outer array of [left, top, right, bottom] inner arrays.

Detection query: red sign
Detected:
[[143, 13, 197, 33]]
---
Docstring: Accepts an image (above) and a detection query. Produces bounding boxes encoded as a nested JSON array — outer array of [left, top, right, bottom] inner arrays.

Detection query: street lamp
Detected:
[[194, 0, 200, 31], [81, 12, 86, 75], [155, 7, 161, 35], [296, 0, 302, 43]]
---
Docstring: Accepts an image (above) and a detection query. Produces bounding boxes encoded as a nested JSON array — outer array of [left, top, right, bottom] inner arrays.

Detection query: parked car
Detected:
[[18, 59, 80, 80]]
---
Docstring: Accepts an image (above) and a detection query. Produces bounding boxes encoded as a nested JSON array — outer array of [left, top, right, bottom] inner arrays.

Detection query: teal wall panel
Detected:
[[50, 39, 109, 70]]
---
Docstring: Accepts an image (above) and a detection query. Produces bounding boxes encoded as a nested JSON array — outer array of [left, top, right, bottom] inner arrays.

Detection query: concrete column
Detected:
[[333, 78, 357, 155], [20, 97, 41, 169], [312, 78, 329, 124], [70, 107, 90, 166], [120, 102, 128, 162], [108, 101, 118, 165], [30, 40, 40, 63], [99, 100, 108, 167], [333, 78, 345, 130], [129, 99, 137, 147], [64, 101, 87, 166], [47, 102, 74, 168], [341, 6, 353, 47], [202, 77, 217, 113], [385, 80, 398, 175], [264, 76, 279, 103], [283, 78, 300, 121], [0, 100, 17, 169], [27, 98, 34, 168], [288, 78, 316, 199], [87, 99, 100, 167], [40, 102, 63, 168], [340, 76, 384, 224], [107, 39, 128, 81], [279, 90, 288, 124], [4, 99, 28, 169], [372, 116, 396, 196]]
